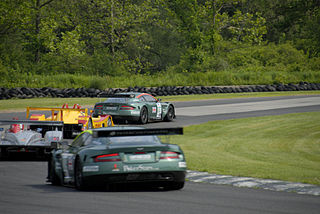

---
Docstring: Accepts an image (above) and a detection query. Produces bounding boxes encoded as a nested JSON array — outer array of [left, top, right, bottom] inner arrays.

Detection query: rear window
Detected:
[[104, 98, 129, 103], [94, 136, 161, 147]]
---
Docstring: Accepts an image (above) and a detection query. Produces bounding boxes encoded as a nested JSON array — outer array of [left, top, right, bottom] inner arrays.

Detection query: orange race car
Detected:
[[26, 103, 114, 138]]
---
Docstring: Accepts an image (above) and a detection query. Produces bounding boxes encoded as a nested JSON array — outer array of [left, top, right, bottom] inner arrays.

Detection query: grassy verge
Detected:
[[0, 97, 102, 112], [159, 91, 320, 102], [2, 69, 320, 89], [172, 112, 320, 185], [0, 91, 320, 111]]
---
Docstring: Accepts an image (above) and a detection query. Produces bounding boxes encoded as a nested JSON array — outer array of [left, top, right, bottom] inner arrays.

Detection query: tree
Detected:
[[20, 0, 55, 63]]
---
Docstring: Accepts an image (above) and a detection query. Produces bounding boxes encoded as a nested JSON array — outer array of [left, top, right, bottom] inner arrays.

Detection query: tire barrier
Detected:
[[0, 82, 319, 100]]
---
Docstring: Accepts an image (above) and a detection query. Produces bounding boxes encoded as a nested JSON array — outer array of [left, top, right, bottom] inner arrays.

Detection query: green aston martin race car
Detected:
[[48, 127, 186, 190], [93, 92, 175, 124]]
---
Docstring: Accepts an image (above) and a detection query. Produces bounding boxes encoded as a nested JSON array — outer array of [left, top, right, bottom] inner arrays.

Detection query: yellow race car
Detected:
[[26, 103, 114, 138]]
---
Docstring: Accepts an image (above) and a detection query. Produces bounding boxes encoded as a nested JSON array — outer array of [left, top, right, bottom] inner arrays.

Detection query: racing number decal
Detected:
[[61, 153, 75, 180], [156, 103, 162, 119], [152, 107, 156, 113]]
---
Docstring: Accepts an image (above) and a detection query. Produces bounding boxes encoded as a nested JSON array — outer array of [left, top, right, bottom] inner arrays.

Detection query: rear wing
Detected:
[[26, 106, 89, 121], [92, 127, 183, 138], [0, 120, 64, 127], [102, 94, 135, 98]]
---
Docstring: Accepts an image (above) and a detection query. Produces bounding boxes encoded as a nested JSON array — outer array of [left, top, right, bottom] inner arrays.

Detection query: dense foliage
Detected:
[[0, 0, 319, 88]]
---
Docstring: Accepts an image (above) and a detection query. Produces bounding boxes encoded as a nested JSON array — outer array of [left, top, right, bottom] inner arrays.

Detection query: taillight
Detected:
[[94, 153, 121, 162], [94, 105, 103, 109], [95, 105, 103, 109], [120, 105, 135, 110], [160, 151, 179, 159]]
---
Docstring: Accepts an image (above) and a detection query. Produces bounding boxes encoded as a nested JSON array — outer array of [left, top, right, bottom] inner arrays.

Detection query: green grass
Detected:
[[0, 91, 319, 111], [172, 112, 320, 185]]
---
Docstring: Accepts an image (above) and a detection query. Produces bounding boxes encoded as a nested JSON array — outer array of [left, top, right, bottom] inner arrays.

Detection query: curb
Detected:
[[187, 170, 320, 196]]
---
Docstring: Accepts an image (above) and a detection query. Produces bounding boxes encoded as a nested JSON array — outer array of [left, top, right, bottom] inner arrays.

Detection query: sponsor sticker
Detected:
[[129, 154, 151, 161], [152, 107, 156, 113], [105, 106, 117, 110], [130, 110, 140, 115], [123, 165, 159, 172], [112, 164, 120, 172], [83, 165, 99, 172], [179, 162, 187, 168], [156, 103, 162, 119]]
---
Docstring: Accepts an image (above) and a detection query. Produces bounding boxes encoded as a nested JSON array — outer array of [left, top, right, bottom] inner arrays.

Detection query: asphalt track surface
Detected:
[[0, 95, 320, 214]]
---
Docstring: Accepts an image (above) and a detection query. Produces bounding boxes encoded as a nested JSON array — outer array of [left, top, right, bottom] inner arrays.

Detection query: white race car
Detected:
[[0, 120, 64, 159]]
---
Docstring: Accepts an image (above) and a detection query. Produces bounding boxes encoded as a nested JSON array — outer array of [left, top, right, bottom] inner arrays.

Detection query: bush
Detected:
[[1, 41, 319, 89], [88, 77, 106, 90]]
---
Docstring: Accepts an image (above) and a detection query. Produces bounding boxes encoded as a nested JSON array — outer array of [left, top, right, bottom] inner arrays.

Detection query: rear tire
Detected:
[[107, 117, 112, 127], [87, 119, 93, 129], [139, 107, 148, 124], [164, 105, 175, 122], [50, 159, 61, 186], [165, 181, 184, 190], [74, 157, 87, 190], [0, 148, 8, 159]]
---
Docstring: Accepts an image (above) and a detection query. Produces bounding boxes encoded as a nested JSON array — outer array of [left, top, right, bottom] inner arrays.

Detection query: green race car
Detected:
[[93, 92, 175, 124], [48, 127, 186, 190]]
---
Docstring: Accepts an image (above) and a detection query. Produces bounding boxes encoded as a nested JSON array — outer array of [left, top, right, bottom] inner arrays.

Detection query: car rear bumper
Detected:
[[83, 171, 186, 185], [111, 115, 140, 122]]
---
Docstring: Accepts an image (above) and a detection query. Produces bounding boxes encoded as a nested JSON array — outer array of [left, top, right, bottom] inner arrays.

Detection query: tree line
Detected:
[[0, 0, 319, 85]]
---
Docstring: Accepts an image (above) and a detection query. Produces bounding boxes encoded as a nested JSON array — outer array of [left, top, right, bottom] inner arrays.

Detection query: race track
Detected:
[[146, 95, 320, 128], [0, 95, 319, 214]]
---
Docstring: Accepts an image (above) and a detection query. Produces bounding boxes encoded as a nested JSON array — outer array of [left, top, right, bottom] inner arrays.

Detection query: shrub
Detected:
[[88, 77, 106, 90]]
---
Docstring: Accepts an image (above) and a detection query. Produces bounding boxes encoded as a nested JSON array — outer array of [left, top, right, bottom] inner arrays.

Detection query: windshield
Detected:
[[104, 98, 129, 103], [93, 135, 162, 147]]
